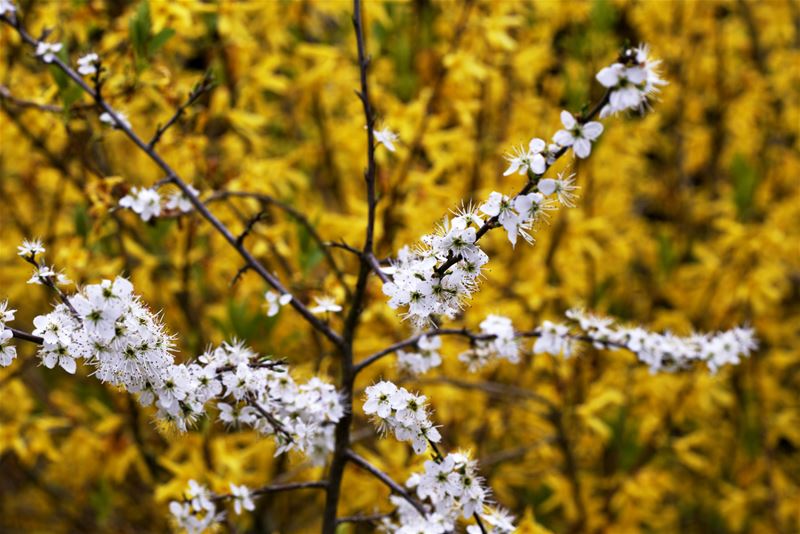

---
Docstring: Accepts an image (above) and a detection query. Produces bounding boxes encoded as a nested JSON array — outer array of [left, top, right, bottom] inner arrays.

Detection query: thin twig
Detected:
[[0, 83, 63, 112], [9, 327, 44, 345], [147, 72, 214, 149], [211, 480, 327, 503], [0, 13, 344, 349], [207, 190, 350, 295], [229, 264, 252, 287], [354, 325, 631, 374], [345, 449, 427, 518], [321, 1, 380, 531], [336, 511, 394, 524], [235, 210, 268, 247], [249, 398, 294, 443]]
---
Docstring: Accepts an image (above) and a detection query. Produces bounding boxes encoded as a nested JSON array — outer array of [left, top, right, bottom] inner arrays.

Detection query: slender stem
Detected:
[[433, 89, 611, 277], [0, 13, 344, 350], [9, 327, 44, 345], [336, 511, 394, 524], [345, 449, 427, 518], [211, 480, 327, 503], [321, 2, 379, 530], [148, 72, 213, 149], [249, 399, 293, 443], [0, 83, 62, 112], [354, 325, 630, 374], [366, 252, 389, 283], [207, 190, 350, 295], [354, 328, 480, 373]]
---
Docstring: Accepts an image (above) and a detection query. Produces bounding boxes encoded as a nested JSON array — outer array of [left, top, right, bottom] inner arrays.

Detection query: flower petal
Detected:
[[582, 121, 604, 140], [573, 138, 592, 158], [560, 110, 576, 129]]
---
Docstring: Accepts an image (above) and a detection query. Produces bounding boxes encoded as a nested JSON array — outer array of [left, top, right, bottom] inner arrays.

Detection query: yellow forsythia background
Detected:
[[1, 0, 798, 532]]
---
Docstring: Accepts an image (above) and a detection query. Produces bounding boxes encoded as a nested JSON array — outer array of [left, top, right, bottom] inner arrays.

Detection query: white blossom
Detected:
[[394, 452, 495, 531], [119, 187, 162, 221], [100, 111, 132, 130], [310, 296, 342, 314], [77, 52, 99, 76], [364, 380, 441, 454], [552, 110, 603, 159], [27, 264, 69, 285], [538, 172, 579, 207], [0, 300, 17, 368], [17, 238, 45, 258], [596, 44, 667, 117], [397, 335, 442, 375], [0, 0, 16, 16], [169, 480, 223, 534], [528, 309, 758, 373], [503, 138, 546, 177], [533, 320, 573, 357], [459, 314, 519, 371], [229, 483, 255, 515], [374, 126, 399, 152], [264, 290, 292, 317], [165, 185, 199, 213], [35, 41, 62, 63]]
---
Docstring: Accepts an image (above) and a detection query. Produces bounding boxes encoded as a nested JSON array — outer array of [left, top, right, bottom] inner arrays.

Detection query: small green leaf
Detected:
[[657, 232, 677, 276], [129, 1, 152, 69], [73, 205, 90, 241], [147, 28, 175, 56], [730, 153, 758, 220], [296, 220, 324, 274]]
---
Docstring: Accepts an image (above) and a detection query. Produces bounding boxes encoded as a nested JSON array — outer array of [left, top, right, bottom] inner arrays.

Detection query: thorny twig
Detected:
[[0, 12, 345, 349]]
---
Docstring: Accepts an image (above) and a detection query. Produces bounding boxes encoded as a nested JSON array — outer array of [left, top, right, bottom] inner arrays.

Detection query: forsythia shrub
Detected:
[[0, 0, 798, 533]]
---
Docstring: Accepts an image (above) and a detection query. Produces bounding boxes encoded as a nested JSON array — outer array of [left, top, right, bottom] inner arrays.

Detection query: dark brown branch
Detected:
[[22, 254, 81, 320], [249, 398, 293, 443], [207, 190, 350, 295], [229, 264, 252, 287], [327, 241, 362, 256], [322, 1, 380, 531], [0, 83, 63, 112], [345, 449, 427, 518], [211, 480, 327, 502], [354, 324, 631, 374], [235, 210, 268, 247], [9, 327, 44, 345], [147, 72, 214, 149], [336, 511, 394, 524], [0, 13, 344, 349]]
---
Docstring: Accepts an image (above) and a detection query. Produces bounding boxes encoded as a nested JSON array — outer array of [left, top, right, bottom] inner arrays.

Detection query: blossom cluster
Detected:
[[533, 309, 758, 373], [31, 276, 175, 381], [118, 185, 199, 221], [0, 0, 16, 16], [207, 342, 344, 463], [0, 300, 16, 367], [382, 454, 515, 534], [382, 174, 574, 328], [409, 453, 488, 521], [168, 480, 224, 534], [382, 45, 665, 327], [596, 44, 667, 117], [168, 479, 257, 533], [20, 255, 342, 459], [397, 334, 442, 375], [458, 314, 520, 372], [363, 381, 441, 454]]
